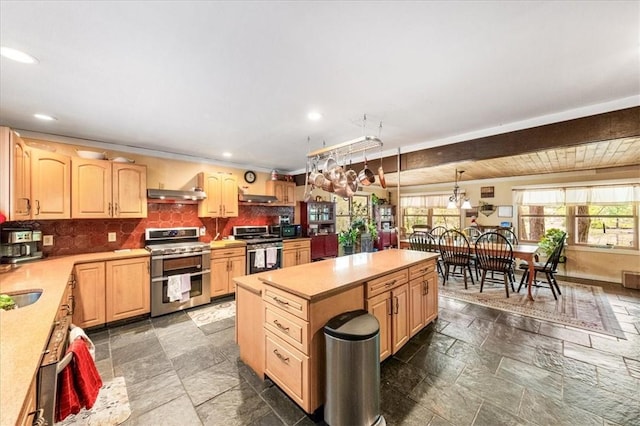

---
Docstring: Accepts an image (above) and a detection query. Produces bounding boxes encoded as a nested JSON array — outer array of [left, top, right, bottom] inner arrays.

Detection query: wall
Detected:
[[391, 166, 639, 284], [2, 203, 293, 257]]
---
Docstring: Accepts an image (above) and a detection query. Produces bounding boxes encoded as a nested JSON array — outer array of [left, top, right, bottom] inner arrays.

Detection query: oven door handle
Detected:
[[152, 269, 211, 282], [152, 251, 211, 260], [247, 247, 283, 254]]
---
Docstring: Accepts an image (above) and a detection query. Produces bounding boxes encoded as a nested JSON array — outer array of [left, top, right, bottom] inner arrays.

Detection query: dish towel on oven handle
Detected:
[[56, 336, 103, 422], [167, 274, 182, 302], [69, 325, 96, 361], [254, 248, 265, 268], [180, 273, 191, 302], [266, 247, 278, 267]]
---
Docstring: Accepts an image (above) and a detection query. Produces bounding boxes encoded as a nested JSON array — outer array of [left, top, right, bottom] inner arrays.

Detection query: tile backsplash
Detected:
[[1, 203, 294, 257]]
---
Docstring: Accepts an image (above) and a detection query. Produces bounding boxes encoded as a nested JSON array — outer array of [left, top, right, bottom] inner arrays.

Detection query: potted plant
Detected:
[[538, 228, 566, 262], [338, 228, 359, 255]]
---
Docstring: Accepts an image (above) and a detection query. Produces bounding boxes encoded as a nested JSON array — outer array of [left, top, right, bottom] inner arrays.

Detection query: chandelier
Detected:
[[447, 169, 472, 209]]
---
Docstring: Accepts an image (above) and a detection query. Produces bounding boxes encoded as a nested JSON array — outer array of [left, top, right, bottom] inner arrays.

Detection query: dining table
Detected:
[[435, 241, 540, 301]]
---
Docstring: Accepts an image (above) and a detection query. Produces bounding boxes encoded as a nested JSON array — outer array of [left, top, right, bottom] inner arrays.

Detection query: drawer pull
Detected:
[[273, 319, 290, 332], [384, 279, 397, 287], [273, 296, 290, 306], [273, 349, 290, 363]]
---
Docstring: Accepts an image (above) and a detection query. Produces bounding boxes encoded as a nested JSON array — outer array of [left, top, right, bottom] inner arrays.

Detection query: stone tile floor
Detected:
[[88, 281, 640, 425]]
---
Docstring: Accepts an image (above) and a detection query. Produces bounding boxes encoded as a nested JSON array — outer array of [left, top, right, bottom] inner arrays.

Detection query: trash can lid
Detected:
[[324, 309, 379, 341]]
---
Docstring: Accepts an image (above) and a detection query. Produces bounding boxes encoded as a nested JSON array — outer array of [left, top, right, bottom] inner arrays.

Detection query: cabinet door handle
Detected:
[[273, 349, 289, 363], [394, 296, 399, 315], [423, 281, 427, 295], [108, 202, 113, 216], [273, 296, 289, 306], [35, 200, 40, 215], [273, 319, 290, 332], [114, 202, 119, 216]]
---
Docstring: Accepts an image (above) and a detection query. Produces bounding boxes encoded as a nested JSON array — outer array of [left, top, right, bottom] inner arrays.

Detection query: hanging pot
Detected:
[[321, 178, 334, 193], [358, 157, 376, 186], [323, 154, 338, 179]]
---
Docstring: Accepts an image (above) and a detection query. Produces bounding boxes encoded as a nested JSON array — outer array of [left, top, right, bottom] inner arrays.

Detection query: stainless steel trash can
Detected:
[[324, 310, 385, 426]]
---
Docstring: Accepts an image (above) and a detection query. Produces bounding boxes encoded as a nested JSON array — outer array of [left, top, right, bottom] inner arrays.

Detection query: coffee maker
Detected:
[[0, 228, 43, 263]]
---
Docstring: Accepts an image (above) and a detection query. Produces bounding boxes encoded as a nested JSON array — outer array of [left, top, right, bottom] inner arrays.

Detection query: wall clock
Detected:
[[244, 170, 256, 184]]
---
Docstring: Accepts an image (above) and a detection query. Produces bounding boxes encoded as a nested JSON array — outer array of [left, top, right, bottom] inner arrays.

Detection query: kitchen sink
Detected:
[[2, 290, 43, 309]]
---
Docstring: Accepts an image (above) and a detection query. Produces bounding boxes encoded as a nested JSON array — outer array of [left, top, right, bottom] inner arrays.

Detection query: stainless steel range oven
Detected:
[[233, 226, 283, 275], [145, 227, 211, 317]]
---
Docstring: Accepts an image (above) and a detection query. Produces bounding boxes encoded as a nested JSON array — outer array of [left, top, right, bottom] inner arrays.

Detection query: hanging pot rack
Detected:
[[307, 135, 383, 161]]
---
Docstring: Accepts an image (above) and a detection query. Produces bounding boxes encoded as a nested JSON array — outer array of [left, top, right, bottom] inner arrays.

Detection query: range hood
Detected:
[[238, 193, 279, 203], [147, 188, 207, 201]]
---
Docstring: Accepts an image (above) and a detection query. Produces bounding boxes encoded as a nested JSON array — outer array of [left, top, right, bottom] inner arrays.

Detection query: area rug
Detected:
[[187, 300, 236, 327], [440, 277, 625, 339], [57, 376, 131, 425]]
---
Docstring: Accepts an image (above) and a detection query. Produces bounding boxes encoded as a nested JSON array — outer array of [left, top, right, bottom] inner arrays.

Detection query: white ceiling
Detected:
[[1, 1, 638, 174]]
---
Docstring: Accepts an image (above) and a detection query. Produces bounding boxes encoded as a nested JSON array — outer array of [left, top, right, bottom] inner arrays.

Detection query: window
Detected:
[[518, 205, 566, 242], [335, 194, 369, 232], [573, 204, 635, 248], [400, 194, 461, 234], [514, 183, 638, 249]]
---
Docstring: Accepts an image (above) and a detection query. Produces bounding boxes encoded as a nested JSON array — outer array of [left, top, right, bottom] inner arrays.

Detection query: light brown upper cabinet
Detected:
[[31, 149, 71, 219], [266, 180, 295, 206], [8, 130, 32, 220], [197, 172, 238, 217], [72, 159, 147, 218]]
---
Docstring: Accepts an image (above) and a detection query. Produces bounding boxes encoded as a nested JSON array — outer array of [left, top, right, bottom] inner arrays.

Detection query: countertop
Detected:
[[257, 249, 438, 301], [0, 249, 149, 425]]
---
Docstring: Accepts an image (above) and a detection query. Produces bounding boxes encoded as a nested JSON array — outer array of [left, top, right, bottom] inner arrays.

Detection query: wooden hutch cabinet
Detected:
[[299, 201, 338, 260], [373, 204, 397, 250]]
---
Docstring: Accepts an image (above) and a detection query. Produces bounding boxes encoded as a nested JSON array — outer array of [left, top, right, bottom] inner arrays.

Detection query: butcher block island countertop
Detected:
[[257, 249, 439, 300], [0, 249, 149, 426], [234, 249, 440, 414]]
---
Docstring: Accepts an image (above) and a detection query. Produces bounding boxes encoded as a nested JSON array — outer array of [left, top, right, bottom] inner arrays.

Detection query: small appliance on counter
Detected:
[[0, 228, 43, 263], [271, 215, 302, 239]]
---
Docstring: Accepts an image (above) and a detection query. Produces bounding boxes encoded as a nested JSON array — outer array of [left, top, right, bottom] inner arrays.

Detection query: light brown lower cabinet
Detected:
[[282, 240, 311, 268], [262, 284, 363, 413], [211, 247, 245, 298], [73, 256, 150, 328], [365, 268, 411, 361], [409, 262, 438, 337]]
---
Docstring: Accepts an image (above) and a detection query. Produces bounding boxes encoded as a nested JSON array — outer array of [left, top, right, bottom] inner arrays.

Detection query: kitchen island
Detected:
[[234, 249, 439, 414]]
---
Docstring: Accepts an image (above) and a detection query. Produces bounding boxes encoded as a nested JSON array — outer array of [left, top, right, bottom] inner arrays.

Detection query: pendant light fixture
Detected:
[[447, 169, 472, 209]]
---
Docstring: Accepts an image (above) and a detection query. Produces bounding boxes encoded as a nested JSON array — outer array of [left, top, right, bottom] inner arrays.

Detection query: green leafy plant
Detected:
[[539, 228, 565, 258], [338, 228, 359, 247], [367, 221, 378, 241]]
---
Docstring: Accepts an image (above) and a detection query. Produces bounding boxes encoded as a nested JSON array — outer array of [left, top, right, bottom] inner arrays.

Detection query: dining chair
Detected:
[[429, 226, 447, 241], [475, 232, 515, 297], [496, 228, 518, 282], [496, 227, 518, 245], [462, 226, 482, 278], [409, 232, 445, 279], [517, 232, 566, 300], [462, 226, 482, 242], [438, 229, 475, 288]]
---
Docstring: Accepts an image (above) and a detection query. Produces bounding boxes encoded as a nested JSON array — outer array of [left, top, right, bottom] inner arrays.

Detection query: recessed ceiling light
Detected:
[[0, 46, 38, 64], [222, 152, 232, 158], [307, 111, 322, 121], [34, 113, 57, 121]]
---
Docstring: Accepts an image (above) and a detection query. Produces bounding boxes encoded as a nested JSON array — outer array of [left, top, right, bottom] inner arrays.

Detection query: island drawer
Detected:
[[211, 247, 246, 259], [265, 331, 308, 406], [366, 269, 408, 298], [409, 261, 436, 280], [265, 303, 309, 354], [283, 240, 310, 250], [263, 285, 309, 321]]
